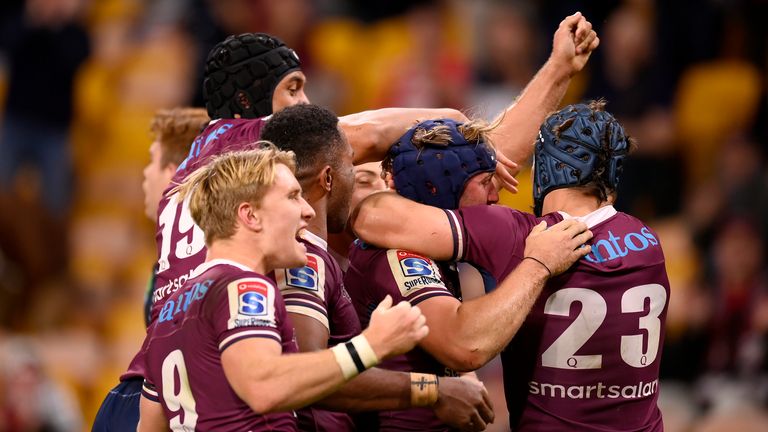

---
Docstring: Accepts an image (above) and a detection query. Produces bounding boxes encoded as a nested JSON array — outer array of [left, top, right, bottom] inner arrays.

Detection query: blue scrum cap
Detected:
[[533, 102, 630, 216], [390, 118, 496, 209]]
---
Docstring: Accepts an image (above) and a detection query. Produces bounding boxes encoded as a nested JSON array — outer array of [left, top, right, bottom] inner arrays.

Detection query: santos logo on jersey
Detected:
[[286, 255, 320, 291], [584, 227, 659, 264]]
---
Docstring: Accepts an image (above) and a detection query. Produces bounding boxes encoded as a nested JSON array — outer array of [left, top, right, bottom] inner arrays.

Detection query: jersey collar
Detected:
[[191, 258, 254, 278], [299, 229, 328, 251], [558, 205, 617, 228]]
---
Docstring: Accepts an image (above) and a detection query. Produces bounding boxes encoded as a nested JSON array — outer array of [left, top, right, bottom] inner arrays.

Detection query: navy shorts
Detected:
[[91, 377, 143, 431]]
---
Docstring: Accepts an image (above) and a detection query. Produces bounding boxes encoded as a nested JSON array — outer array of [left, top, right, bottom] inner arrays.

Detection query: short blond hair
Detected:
[[171, 142, 297, 244]]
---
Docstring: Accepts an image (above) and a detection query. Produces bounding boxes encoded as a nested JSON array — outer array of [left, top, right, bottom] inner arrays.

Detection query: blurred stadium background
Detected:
[[0, 0, 766, 430]]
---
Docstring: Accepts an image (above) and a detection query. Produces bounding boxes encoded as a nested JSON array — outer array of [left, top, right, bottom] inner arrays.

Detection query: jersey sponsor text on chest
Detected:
[[529, 378, 659, 400]]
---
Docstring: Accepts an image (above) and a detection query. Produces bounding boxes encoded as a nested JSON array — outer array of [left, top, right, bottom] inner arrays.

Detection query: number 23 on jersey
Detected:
[[541, 284, 667, 370]]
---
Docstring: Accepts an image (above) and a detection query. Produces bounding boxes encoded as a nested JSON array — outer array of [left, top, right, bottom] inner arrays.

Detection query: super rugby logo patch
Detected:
[[276, 253, 326, 302], [286, 254, 321, 291], [227, 278, 277, 329], [387, 250, 446, 298], [397, 251, 434, 277], [238, 281, 268, 316]]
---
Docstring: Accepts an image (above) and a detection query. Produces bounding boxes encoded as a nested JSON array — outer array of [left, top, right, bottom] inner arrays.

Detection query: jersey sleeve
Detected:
[[445, 205, 535, 281], [273, 253, 330, 330], [141, 379, 160, 403], [207, 276, 284, 352], [378, 249, 454, 305]]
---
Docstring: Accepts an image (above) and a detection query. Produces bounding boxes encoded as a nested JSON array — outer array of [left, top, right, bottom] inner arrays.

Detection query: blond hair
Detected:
[[150, 108, 210, 167], [170, 142, 297, 244], [404, 118, 499, 148], [382, 117, 500, 178]]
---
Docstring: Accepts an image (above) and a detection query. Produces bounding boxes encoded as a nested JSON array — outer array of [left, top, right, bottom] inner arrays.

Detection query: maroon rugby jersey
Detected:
[[345, 244, 458, 431], [123, 118, 265, 381], [272, 230, 361, 432], [141, 259, 298, 431], [447, 205, 669, 432], [152, 118, 266, 319]]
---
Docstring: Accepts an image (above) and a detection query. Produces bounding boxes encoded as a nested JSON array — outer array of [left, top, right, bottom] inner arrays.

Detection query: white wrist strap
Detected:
[[331, 335, 379, 380]]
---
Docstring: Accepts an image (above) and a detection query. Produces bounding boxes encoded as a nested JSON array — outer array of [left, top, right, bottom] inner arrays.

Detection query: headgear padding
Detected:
[[204, 33, 301, 119], [390, 119, 497, 209], [533, 103, 630, 216]]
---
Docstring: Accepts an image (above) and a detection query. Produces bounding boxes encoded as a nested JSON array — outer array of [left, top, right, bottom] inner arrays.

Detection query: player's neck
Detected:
[[327, 231, 354, 258], [206, 238, 268, 275], [544, 189, 609, 217], [304, 193, 328, 241]]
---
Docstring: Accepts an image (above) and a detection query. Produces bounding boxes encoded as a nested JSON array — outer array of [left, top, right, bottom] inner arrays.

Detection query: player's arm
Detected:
[[410, 220, 592, 371], [221, 296, 427, 414], [353, 192, 595, 370], [351, 191, 455, 260], [276, 266, 333, 351], [283, 294, 424, 413], [340, 108, 469, 165], [285, 286, 494, 428], [321, 369, 494, 431], [291, 314, 331, 351], [488, 12, 599, 175], [137, 384, 168, 432]]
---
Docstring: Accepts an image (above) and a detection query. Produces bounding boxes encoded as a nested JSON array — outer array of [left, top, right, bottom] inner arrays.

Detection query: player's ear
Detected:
[[318, 165, 333, 192], [238, 201, 262, 232]]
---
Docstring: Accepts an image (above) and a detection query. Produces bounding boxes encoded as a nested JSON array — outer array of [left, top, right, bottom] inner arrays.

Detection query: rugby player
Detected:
[[344, 117, 592, 430], [353, 101, 670, 431], [261, 105, 494, 431], [92, 107, 209, 430], [135, 146, 429, 431], [140, 107, 210, 326], [327, 161, 388, 271], [92, 33, 468, 431], [96, 11, 599, 426], [141, 108, 210, 222], [152, 9, 598, 331]]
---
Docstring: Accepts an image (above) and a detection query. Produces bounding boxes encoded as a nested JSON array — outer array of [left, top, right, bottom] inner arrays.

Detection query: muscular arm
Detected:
[[351, 193, 545, 369], [222, 338, 349, 413], [221, 297, 428, 414], [417, 259, 549, 371], [324, 367, 494, 430], [340, 108, 469, 164], [354, 194, 593, 371], [318, 367, 410, 411], [290, 313, 331, 352], [352, 191, 454, 260], [288, 311, 412, 411], [289, 310, 494, 429], [488, 12, 599, 175], [487, 62, 572, 173]]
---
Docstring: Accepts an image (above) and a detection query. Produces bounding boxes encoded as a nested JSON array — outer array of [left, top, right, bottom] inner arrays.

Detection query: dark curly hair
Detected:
[[260, 104, 345, 179]]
